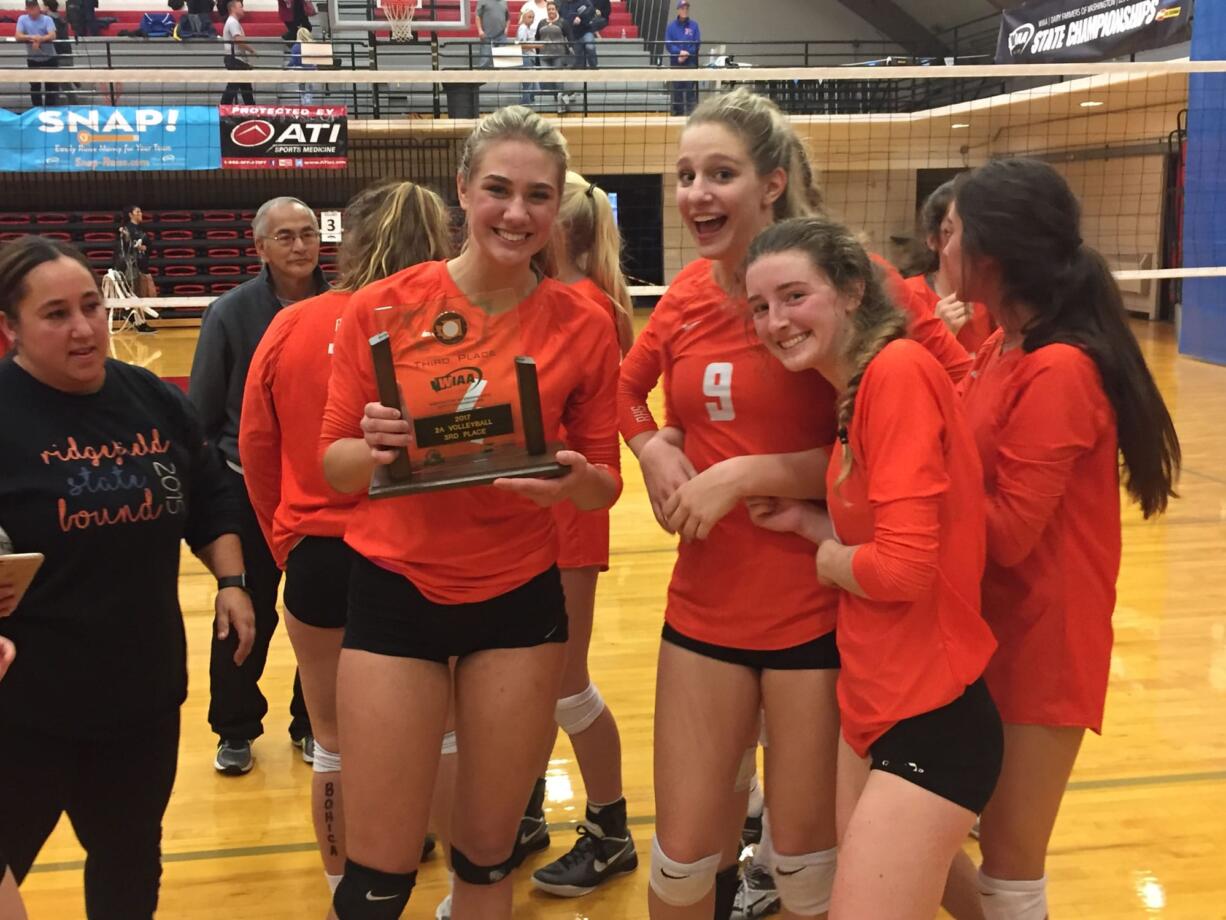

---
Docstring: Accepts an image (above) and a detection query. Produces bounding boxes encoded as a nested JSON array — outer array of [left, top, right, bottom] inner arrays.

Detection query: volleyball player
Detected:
[[903, 181, 993, 357], [743, 215, 1002, 919], [619, 87, 844, 920], [940, 159, 1180, 920], [239, 181, 453, 902], [530, 170, 639, 897], [319, 105, 621, 920]]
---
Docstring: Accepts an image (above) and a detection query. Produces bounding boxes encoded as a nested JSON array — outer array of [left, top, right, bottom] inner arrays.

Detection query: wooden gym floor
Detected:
[[16, 317, 1226, 919]]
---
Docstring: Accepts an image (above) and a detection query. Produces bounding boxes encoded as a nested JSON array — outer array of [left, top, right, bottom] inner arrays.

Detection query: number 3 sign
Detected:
[[319, 210, 343, 243]]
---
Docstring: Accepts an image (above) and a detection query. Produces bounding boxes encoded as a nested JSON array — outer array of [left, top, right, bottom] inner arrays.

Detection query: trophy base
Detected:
[[369, 442, 568, 498]]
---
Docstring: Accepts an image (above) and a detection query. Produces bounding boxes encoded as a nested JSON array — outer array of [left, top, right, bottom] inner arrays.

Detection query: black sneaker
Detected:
[[532, 821, 638, 897], [135, 322, 157, 334], [214, 739, 253, 775], [510, 777, 550, 868], [732, 862, 781, 919]]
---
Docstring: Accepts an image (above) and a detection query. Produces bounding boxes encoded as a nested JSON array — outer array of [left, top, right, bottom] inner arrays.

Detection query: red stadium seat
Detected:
[[206, 229, 240, 240], [171, 283, 207, 295], [160, 229, 195, 241], [164, 265, 197, 277], [83, 231, 117, 242], [35, 213, 69, 225], [208, 265, 242, 276], [0, 214, 31, 225], [156, 211, 192, 223], [163, 248, 198, 260]]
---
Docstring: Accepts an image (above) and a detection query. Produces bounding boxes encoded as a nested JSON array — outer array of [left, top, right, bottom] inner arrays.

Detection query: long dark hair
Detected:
[[0, 236, 97, 325], [747, 216, 908, 488], [918, 180, 955, 275], [955, 158, 1179, 518]]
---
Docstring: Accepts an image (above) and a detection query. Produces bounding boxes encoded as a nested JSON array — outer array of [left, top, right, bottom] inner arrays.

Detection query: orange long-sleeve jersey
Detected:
[[901, 273, 995, 357], [961, 329, 1120, 731], [827, 338, 995, 757], [618, 259, 841, 650], [320, 260, 621, 605], [880, 258, 972, 382], [240, 290, 360, 568]]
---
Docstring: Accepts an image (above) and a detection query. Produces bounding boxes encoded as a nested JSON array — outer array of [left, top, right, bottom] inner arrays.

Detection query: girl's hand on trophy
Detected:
[[493, 450, 596, 508], [361, 401, 412, 466]]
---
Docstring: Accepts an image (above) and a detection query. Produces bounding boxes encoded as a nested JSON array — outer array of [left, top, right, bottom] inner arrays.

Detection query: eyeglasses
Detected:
[[263, 229, 320, 247]]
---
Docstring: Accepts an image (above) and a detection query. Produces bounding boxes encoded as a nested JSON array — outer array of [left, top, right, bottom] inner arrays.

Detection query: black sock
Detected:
[[713, 863, 739, 920], [586, 797, 628, 836]]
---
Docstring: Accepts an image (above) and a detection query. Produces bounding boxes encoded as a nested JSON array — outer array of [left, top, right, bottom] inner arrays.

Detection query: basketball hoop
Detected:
[[381, 0, 417, 42]]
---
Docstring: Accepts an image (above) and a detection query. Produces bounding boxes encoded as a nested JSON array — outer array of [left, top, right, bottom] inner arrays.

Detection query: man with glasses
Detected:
[[189, 197, 328, 776]]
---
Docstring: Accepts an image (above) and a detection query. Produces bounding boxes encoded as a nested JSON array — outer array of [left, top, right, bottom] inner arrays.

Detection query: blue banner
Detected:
[[0, 106, 220, 172]]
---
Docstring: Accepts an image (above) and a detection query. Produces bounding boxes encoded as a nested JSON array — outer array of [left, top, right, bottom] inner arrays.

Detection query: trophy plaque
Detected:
[[367, 294, 567, 498]]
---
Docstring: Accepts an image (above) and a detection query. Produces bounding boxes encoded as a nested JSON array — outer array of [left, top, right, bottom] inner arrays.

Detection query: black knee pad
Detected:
[[449, 843, 517, 885], [332, 859, 416, 919], [713, 863, 739, 920]]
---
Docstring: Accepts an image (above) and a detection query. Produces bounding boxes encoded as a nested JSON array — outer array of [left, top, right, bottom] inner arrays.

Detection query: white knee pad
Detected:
[[555, 683, 605, 736], [734, 746, 757, 792], [312, 741, 341, 774], [649, 837, 722, 907], [978, 870, 1047, 920], [440, 730, 457, 756], [769, 847, 837, 916]]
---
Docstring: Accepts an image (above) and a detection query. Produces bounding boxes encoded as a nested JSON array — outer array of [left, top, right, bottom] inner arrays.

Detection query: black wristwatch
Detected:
[[217, 574, 249, 593]]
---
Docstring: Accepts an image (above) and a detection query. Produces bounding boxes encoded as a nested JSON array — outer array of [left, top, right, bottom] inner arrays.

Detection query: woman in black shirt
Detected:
[[0, 236, 254, 919]]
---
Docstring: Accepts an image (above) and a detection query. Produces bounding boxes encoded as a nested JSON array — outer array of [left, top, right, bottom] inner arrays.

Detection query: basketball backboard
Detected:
[[325, 0, 470, 37]]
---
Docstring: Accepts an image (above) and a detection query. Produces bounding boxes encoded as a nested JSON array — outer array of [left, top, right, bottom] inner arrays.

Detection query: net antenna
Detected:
[[326, 0, 469, 38]]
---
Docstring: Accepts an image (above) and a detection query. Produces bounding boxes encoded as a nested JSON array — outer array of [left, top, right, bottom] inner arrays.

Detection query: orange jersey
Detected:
[[320, 260, 621, 604], [828, 339, 995, 757], [240, 290, 359, 569], [553, 275, 618, 571], [619, 259, 840, 650], [570, 276, 618, 324], [961, 330, 1119, 730], [877, 258, 972, 382], [902, 274, 994, 356]]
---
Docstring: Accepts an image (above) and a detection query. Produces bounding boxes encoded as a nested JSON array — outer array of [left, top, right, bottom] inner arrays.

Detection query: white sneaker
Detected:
[[435, 893, 451, 920], [732, 863, 781, 919]]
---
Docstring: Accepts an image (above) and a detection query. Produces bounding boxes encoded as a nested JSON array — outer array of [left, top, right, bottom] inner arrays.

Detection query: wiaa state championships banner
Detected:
[[219, 105, 348, 169], [996, 0, 1192, 63], [0, 106, 220, 171]]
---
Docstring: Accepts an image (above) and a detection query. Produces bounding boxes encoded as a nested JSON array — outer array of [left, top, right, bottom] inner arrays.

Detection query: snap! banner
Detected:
[[0, 106, 221, 171]]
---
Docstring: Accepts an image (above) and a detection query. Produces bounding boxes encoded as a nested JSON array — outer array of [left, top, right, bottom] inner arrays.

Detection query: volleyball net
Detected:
[[0, 59, 1220, 321]]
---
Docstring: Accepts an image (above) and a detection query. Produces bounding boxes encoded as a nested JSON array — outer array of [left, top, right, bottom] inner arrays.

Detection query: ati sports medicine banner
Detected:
[[996, 0, 1192, 63], [0, 106, 220, 171], [219, 105, 347, 169]]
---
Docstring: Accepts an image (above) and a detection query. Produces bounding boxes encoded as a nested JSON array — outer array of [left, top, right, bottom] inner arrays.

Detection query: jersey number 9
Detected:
[[703, 362, 735, 422]]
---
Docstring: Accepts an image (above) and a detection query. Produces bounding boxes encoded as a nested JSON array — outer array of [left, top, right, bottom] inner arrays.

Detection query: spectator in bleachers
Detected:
[[665, 0, 699, 115], [277, 0, 311, 41], [183, 0, 217, 38], [16, 0, 59, 108], [476, 0, 509, 68], [65, 0, 100, 37], [221, 0, 256, 106], [521, 0, 547, 37], [516, 6, 539, 105], [563, 0, 597, 69], [189, 197, 326, 777], [538, 1, 569, 110]]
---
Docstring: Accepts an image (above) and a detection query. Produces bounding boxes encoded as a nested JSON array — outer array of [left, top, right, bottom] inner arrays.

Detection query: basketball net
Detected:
[[381, 0, 416, 42]]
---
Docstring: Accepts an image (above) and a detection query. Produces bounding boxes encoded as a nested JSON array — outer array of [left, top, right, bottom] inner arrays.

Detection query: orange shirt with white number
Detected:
[[619, 259, 840, 650]]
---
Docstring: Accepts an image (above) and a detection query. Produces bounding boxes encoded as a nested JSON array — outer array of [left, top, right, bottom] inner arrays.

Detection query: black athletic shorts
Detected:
[[344, 555, 568, 662], [284, 536, 358, 629], [661, 622, 840, 671], [869, 677, 1003, 814]]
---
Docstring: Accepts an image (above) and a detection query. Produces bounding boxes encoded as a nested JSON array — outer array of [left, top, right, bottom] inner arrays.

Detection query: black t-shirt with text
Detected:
[[0, 356, 239, 739]]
